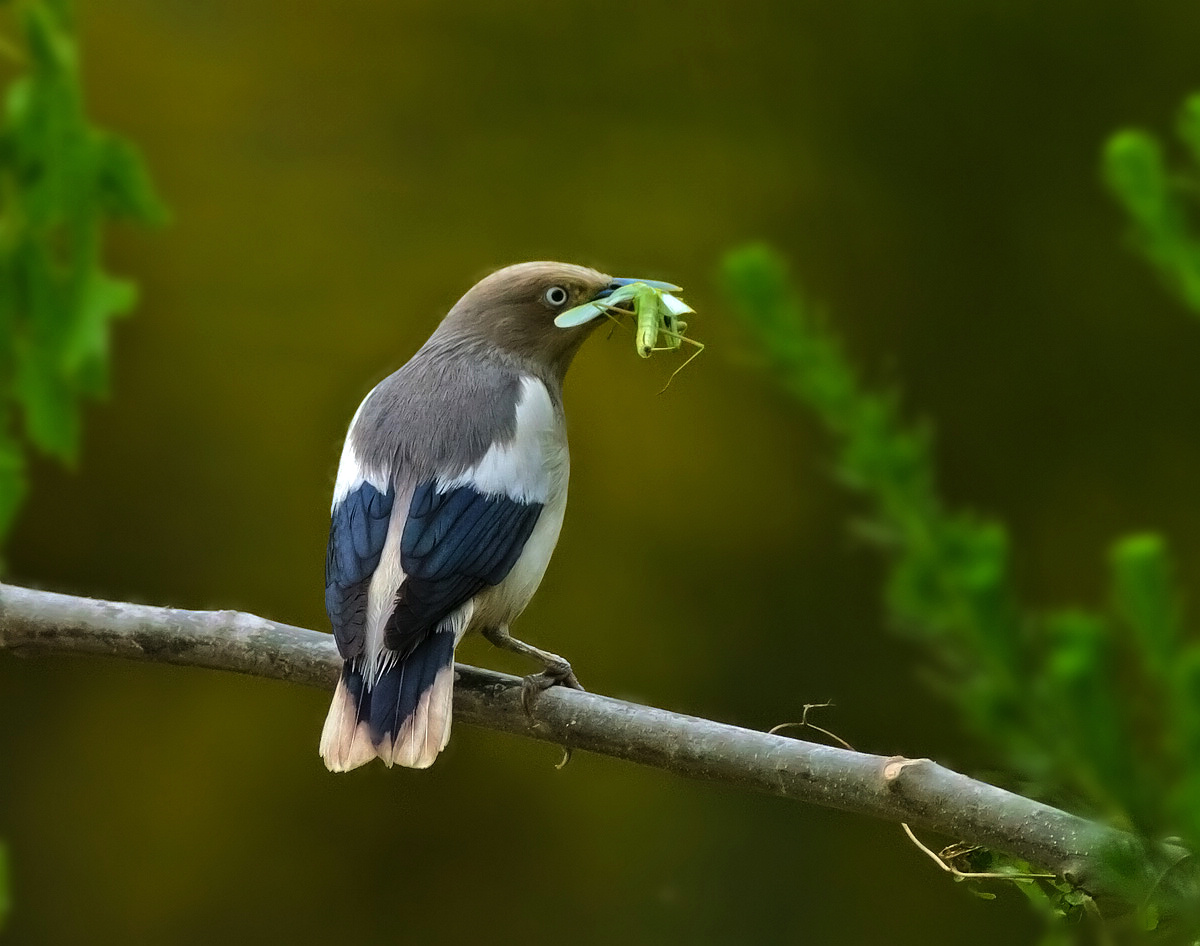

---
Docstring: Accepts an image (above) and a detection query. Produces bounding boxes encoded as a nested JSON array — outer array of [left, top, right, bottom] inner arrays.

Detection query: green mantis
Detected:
[[555, 279, 704, 389]]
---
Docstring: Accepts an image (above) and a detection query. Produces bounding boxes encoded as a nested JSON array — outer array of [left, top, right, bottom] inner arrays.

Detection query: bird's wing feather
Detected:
[[385, 481, 543, 654], [325, 479, 395, 659]]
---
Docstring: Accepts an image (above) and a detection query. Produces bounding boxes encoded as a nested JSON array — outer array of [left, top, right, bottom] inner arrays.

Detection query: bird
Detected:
[[320, 260, 678, 771]]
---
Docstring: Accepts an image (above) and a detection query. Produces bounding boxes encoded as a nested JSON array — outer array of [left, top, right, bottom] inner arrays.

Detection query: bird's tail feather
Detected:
[[319, 630, 456, 772], [319, 663, 377, 772]]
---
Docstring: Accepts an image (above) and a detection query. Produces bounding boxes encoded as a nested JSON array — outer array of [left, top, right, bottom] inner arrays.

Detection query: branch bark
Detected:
[[0, 582, 1185, 911]]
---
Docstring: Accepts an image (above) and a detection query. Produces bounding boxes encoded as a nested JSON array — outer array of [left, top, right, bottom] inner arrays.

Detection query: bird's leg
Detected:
[[481, 625, 584, 714]]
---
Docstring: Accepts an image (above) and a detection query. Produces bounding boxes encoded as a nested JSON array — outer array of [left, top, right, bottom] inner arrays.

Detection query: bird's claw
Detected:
[[520, 662, 584, 716], [520, 664, 582, 769]]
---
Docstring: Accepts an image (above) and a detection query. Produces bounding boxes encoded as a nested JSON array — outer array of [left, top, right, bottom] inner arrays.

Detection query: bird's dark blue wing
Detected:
[[386, 481, 543, 654], [325, 481, 395, 659]]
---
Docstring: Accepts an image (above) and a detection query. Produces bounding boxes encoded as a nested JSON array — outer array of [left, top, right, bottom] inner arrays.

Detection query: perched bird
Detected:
[[320, 261, 675, 771]]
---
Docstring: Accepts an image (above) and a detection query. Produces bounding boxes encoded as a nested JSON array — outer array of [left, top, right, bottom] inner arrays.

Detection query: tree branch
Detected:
[[0, 582, 1185, 911]]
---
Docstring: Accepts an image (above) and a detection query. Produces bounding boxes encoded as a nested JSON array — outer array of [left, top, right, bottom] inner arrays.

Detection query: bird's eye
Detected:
[[544, 286, 569, 307]]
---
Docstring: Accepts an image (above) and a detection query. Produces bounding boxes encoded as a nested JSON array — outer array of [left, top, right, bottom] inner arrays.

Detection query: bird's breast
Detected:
[[467, 375, 570, 629]]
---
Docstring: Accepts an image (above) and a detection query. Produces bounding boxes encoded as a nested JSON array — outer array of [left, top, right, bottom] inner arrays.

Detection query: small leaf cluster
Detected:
[[1105, 94, 1200, 315], [721, 244, 1200, 935], [0, 0, 165, 541]]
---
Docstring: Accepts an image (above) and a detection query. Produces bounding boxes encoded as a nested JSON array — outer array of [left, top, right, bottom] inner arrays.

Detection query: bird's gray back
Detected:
[[352, 342, 552, 482]]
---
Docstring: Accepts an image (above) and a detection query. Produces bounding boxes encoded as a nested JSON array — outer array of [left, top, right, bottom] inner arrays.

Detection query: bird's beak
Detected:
[[592, 276, 683, 299], [554, 277, 684, 329]]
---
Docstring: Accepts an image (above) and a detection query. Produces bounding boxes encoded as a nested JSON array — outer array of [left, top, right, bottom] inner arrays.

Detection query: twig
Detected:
[[769, 700, 854, 750], [900, 823, 1055, 882], [772, 703, 1056, 883], [0, 581, 1188, 914]]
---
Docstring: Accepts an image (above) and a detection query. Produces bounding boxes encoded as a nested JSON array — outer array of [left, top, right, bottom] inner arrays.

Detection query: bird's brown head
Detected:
[[434, 261, 615, 382]]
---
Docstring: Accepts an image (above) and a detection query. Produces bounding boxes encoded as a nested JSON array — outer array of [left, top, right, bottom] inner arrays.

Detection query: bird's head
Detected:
[[435, 261, 675, 381]]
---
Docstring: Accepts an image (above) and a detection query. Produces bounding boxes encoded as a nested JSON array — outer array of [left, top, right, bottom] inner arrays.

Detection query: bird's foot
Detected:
[[520, 658, 584, 716], [519, 660, 583, 769]]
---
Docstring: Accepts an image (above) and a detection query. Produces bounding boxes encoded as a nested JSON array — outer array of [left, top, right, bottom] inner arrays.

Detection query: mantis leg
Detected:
[[656, 333, 706, 392]]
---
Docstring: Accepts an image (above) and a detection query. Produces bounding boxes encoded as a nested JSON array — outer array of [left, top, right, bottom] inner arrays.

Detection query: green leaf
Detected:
[[1104, 104, 1200, 314], [93, 134, 167, 224], [65, 268, 137, 383], [1038, 610, 1139, 823], [1110, 534, 1180, 676], [1104, 130, 1169, 225], [14, 345, 80, 461], [1176, 93, 1200, 169]]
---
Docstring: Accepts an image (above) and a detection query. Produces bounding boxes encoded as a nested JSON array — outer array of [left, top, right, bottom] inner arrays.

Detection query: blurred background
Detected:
[[3, 0, 1200, 942]]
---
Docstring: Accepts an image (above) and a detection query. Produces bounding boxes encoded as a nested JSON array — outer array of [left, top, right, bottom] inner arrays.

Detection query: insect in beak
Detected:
[[555, 278, 684, 328], [554, 278, 705, 391]]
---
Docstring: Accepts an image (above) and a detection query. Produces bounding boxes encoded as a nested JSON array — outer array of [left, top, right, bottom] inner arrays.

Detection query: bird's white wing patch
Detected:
[[457, 377, 571, 628], [363, 505, 406, 681], [437, 375, 561, 503]]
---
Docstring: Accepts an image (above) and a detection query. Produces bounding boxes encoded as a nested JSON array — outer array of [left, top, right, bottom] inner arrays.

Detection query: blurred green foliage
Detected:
[[0, 0, 163, 929], [1106, 94, 1200, 851], [1105, 94, 1200, 315], [0, 0, 164, 542], [721, 245, 1200, 936]]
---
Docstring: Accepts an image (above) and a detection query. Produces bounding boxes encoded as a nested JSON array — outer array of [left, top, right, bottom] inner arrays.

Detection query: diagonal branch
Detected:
[[0, 582, 1186, 912]]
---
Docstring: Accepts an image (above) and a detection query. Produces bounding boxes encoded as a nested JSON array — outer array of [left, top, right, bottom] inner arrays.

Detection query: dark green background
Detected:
[[4, 1, 1200, 942]]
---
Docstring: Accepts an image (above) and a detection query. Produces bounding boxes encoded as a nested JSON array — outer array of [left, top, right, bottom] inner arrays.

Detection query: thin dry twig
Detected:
[[901, 823, 1055, 882], [770, 702, 1056, 883], [769, 701, 854, 750]]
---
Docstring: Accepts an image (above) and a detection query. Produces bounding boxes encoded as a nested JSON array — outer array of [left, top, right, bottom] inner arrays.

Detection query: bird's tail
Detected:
[[319, 630, 456, 772]]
